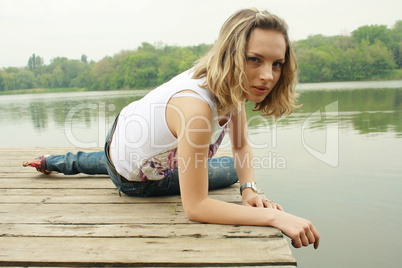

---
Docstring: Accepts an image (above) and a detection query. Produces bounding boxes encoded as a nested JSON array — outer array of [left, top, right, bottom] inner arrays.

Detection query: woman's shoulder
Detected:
[[123, 69, 214, 114]]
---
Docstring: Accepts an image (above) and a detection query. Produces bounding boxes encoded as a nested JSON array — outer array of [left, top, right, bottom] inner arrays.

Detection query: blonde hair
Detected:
[[192, 8, 298, 118]]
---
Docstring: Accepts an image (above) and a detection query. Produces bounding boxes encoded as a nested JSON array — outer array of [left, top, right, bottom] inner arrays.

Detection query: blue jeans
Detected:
[[46, 152, 107, 175], [46, 152, 238, 197]]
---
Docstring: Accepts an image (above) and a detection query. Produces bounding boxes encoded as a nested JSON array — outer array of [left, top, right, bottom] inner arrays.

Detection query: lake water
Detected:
[[0, 80, 401, 267]]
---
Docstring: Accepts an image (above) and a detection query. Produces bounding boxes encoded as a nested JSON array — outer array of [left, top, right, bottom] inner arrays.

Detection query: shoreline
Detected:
[[1, 79, 401, 96]]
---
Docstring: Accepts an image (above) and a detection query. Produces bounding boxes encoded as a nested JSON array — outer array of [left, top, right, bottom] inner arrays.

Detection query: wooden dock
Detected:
[[0, 147, 296, 267]]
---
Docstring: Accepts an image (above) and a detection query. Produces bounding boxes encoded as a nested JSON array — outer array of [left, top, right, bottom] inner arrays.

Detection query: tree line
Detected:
[[0, 21, 400, 92], [294, 21, 401, 82]]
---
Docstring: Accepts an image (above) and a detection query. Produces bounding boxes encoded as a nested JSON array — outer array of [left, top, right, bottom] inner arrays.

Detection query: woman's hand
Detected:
[[242, 191, 319, 249], [242, 190, 284, 211], [271, 210, 320, 249]]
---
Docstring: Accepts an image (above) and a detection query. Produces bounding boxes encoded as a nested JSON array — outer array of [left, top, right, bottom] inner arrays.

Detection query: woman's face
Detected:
[[243, 28, 286, 103]]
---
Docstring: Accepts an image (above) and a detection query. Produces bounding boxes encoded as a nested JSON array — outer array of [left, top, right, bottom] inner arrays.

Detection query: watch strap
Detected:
[[240, 182, 257, 196]]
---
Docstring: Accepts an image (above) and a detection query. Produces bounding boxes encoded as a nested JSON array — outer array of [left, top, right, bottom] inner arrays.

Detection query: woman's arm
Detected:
[[166, 97, 319, 249], [229, 104, 282, 210]]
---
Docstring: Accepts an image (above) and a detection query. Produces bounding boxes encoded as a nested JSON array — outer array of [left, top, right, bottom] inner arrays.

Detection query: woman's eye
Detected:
[[273, 62, 284, 68], [247, 57, 261, 63]]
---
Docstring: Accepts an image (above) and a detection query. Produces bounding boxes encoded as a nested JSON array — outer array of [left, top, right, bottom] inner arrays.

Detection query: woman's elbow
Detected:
[[183, 201, 207, 223]]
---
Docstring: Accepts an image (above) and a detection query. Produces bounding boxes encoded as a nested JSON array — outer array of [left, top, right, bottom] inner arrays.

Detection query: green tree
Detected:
[[63, 60, 86, 87], [16, 70, 36, 89], [27, 53, 35, 70], [296, 48, 334, 82], [0, 68, 19, 90], [352, 24, 392, 45], [390, 20, 402, 68], [43, 57, 87, 87], [0, 72, 17, 91], [35, 55, 43, 68], [81, 54, 88, 64], [120, 52, 158, 88], [360, 39, 396, 76], [27, 53, 44, 74], [52, 66, 64, 87], [0, 72, 4, 91], [91, 57, 113, 90], [36, 73, 53, 88]]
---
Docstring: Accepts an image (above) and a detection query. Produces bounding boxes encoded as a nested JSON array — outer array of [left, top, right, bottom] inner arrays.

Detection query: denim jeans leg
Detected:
[[144, 156, 239, 197], [207, 156, 239, 190], [46, 151, 108, 175]]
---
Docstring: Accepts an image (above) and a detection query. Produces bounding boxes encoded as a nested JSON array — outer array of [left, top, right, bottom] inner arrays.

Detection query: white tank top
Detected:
[[110, 69, 231, 181]]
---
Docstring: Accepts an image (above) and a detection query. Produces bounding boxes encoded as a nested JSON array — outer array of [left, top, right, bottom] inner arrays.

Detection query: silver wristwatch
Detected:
[[240, 182, 257, 195]]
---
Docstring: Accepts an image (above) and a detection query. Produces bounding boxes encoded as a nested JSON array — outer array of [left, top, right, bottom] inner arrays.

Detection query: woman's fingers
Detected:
[[276, 213, 320, 249], [311, 225, 320, 249], [243, 195, 265, 207], [305, 228, 316, 245], [263, 199, 283, 211], [255, 198, 264, 207], [291, 232, 314, 248], [314, 238, 320, 249], [301, 232, 311, 246], [276, 203, 284, 211], [291, 238, 301, 248], [245, 196, 285, 211]]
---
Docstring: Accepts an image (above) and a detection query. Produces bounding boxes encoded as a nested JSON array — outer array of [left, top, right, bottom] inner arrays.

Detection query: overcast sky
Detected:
[[1, 0, 401, 68]]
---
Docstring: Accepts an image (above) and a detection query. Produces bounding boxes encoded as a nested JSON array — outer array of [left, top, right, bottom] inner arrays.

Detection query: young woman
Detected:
[[24, 8, 320, 249]]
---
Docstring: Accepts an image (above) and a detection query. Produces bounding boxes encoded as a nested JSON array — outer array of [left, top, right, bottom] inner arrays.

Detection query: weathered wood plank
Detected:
[[0, 177, 115, 187], [0, 178, 248, 196], [0, 189, 242, 204], [0, 223, 283, 239], [0, 203, 189, 224], [0, 237, 296, 266]]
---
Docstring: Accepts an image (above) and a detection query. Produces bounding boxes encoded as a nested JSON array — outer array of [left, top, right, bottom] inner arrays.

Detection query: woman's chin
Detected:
[[243, 94, 266, 104]]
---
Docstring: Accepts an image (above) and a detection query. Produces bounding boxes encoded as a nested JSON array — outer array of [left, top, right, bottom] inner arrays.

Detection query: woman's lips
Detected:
[[252, 85, 269, 94]]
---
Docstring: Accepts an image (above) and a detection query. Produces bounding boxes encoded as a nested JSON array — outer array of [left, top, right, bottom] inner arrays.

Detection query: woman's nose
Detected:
[[260, 65, 273, 82]]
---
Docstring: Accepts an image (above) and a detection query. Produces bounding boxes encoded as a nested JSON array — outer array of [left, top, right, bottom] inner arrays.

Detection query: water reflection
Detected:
[[0, 84, 401, 147], [272, 88, 402, 137]]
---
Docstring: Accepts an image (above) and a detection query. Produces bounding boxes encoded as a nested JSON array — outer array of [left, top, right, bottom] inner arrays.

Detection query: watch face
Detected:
[[251, 182, 257, 190], [251, 183, 257, 192]]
